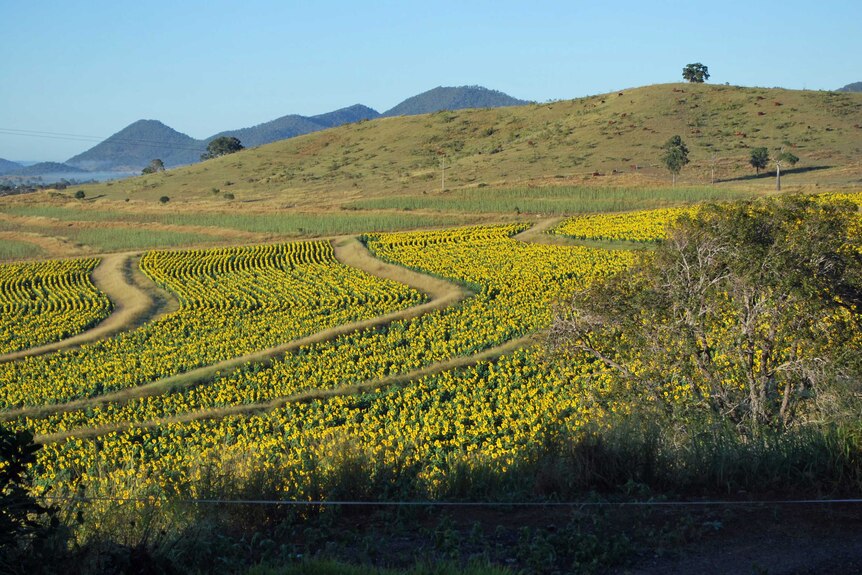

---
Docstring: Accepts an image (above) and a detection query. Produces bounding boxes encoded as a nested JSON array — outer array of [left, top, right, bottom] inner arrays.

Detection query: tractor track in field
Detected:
[[33, 333, 539, 443], [0, 251, 177, 363], [7, 236, 472, 424], [13, 220, 564, 442]]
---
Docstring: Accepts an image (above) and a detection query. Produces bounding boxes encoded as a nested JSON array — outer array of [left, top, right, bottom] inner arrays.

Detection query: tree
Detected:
[[141, 158, 165, 174], [0, 424, 57, 559], [749, 147, 769, 175], [548, 196, 862, 434], [682, 63, 710, 83], [201, 136, 244, 161], [74, 190, 85, 199], [661, 135, 690, 185], [159, 195, 170, 204]]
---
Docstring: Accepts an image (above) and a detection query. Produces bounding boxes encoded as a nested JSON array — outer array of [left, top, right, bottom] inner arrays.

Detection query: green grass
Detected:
[[1, 205, 480, 236], [66, 228, 216, 251], [155, 212, 479, 235], [0, 239, 44, 259], [1, 206, 141, 222], [347, 185, 758, 214]]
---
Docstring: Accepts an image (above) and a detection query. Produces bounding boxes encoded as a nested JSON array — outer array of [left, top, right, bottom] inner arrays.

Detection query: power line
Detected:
[[0, 127, 209, 154]]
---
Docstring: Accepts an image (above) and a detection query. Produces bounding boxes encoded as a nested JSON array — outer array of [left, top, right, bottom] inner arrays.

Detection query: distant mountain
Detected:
[[383, 86, 530, 117], [211, 115, 331, 149], [10, 162, 88, 176], [310, 104, 380, 128], [0, 158, 22, 175], [66, 120, 206, 171], [837, 82, 862, 92], [212, 104, 380, 148], [63, 86, 530, 171]]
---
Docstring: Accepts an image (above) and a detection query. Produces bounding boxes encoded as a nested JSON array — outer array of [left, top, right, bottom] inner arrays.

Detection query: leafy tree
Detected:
[[749, 147, 769, 175], [201, 136, 244, 161], [549, 196, 862, 434], [141, 158, 165, 174], [682, 63, 710, 83], [74, 190, 85, 199], [660, 135, 690, 185]]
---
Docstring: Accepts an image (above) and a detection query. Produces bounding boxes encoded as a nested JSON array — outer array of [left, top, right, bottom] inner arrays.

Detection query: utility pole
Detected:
[[774, 147, 783, 191], [711, 153, 717, 185], [440, 154, 445, 191]]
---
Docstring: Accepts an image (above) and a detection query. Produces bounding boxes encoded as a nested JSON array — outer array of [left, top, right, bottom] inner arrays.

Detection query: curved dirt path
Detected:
[[512, 216, 575, 245], [0, 252, 177, 363], [7, 237, 471, 422], [22, 221, 581, 441], [35, 333, 539, 443]]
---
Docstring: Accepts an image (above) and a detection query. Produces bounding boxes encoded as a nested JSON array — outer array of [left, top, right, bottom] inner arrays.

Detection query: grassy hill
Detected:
[[2, 83, 860, 260], [77, 83, 862, 205]]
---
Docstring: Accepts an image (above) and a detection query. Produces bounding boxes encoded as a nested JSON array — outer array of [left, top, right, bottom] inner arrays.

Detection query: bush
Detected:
[[159, 196, 170, 204], [74, 190, 85, 199]]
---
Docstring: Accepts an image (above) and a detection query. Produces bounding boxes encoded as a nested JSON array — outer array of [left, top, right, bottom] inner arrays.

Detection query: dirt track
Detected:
[[15, 221, 558, 441], [9, 237, 472, 424], [0, 252, 176, 363]]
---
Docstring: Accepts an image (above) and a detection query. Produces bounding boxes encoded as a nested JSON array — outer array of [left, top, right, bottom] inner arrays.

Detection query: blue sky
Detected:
[[1, 0, 859, 161]]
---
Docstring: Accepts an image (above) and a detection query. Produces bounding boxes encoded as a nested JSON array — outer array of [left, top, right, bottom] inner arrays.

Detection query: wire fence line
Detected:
[[40, 495, 862, 508]]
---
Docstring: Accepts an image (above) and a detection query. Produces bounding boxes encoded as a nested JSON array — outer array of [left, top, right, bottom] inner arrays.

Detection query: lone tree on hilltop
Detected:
[[750, 147, 769, 175], [661, 135, 690, 185], [682, 63, 710, 83], [142, 158, 165, 174], [201, 136, 244, 161]]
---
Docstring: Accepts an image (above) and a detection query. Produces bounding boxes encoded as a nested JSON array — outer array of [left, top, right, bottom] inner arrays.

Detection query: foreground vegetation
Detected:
[[2, 192, 861, 573]]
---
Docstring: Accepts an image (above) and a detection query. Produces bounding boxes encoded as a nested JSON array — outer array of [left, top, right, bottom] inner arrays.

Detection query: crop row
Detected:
[[22, 226, 632, 453], [0, 258, 111, 355], [555, 206, 696, 243], [0, 241, 422, 409], [33, 345, 603, 508], [555, 192, 862, 244]]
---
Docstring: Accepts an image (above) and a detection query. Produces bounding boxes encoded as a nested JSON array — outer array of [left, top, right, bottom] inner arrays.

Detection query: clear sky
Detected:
[[1, 0, 859, 162]]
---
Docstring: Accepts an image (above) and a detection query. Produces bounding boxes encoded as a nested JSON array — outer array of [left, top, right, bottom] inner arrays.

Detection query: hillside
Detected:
[[839, 82, 862, 93], [383, 85, 530, 116], [77, 83, 862, 205], [66, 120, 205, 170], [0, 158, 22, 175]]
